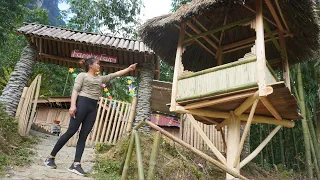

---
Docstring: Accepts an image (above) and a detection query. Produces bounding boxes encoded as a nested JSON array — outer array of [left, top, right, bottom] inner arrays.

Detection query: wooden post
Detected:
[[278, 32, 290, 90], [170, 22, 186, 112], [126, 97, 138, 132], [255, 0, 267, 96], [233, 99, 259, 167], [226, 112, 241, 179], [15, 87, 28, 119]]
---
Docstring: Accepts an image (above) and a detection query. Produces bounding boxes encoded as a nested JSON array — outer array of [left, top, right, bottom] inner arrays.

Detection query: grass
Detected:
[[0, 104, 38, 176]]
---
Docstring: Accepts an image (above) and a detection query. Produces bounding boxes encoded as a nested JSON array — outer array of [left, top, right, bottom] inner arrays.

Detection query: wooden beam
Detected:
[[186, 22, 218, 50], [240, 125, 282, 168], [170, 22, 186, 111], [233, 99, 259, 168], [175, 106, 230, 119], [240, 3, 277, 27], [264, 0, 284, 32], [198, 116, 219, 125], [145, 121, 249, 180], [222, 30, 278, 51], [183, 17, 255, 44], [264, 21, 281, 52], [187, 114, 227, 164], [256, 0, 267, 96], [192, 17, 219, 43], [234, 90, 260, 116], [216, 48, 222, 65], [275, 0, 290, 32], [184, 91, 255, 110], [216, 118, 229, 130], [239, 114, 294, 128], [260, 97, 282, 120]]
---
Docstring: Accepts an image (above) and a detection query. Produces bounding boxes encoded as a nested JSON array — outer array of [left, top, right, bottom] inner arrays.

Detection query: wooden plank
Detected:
[[113, 102, 126, 143], [170, 22, 186, 111], [89, 97, 103, 145], [26, 75, 42, 135], [99, 100, 113, 142], [187, 114, 227, 164], [240, 125, 282, 168], [16, 87, 28, 119], [119, 103, 130, 136], [260, 97, 282, 120], [105, 101, 118, 144], [95, 98, 109, 144]]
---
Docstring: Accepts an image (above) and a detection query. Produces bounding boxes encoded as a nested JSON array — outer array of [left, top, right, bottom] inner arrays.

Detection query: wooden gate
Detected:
[[33, 97, 137, 147]]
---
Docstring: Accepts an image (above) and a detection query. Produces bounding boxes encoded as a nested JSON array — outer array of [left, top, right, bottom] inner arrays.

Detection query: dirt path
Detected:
[[6, 130, 95, 180]]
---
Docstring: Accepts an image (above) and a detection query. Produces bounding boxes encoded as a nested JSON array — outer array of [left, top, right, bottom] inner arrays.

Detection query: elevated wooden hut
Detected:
[[139, 0, 319, 179]]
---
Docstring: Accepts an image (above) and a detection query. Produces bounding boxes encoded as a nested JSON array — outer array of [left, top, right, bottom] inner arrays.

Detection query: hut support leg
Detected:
[[226, 112, 241, 180]]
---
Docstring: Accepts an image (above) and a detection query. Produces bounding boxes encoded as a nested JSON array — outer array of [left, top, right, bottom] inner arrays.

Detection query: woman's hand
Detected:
[[69, 105, 77, 117], [128, 63, 137, 71]]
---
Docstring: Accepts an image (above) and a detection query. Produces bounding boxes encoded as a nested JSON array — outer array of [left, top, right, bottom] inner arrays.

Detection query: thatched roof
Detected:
[[139, 0, 319, 71]]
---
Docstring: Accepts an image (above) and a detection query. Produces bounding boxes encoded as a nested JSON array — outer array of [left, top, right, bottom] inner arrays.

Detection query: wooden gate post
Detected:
[[126, 97, 138, 132]]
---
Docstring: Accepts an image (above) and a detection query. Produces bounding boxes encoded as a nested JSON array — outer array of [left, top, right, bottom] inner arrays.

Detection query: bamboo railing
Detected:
[[120, 120, 248, 180]]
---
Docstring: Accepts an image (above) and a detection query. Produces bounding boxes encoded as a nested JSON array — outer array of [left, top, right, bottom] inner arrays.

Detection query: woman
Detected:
[[44, 57, 137, 175]]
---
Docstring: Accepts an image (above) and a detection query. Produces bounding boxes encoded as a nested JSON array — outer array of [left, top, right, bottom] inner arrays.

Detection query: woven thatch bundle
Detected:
[[139, 0, 319, 71]]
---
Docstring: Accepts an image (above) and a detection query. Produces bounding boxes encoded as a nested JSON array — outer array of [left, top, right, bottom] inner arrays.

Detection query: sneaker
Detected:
[[68, 163, 87, 176], [44, 158, 57, 169]]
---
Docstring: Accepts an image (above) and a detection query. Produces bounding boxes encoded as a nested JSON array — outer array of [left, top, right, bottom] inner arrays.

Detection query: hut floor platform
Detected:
[[177, 81, 301, 125]]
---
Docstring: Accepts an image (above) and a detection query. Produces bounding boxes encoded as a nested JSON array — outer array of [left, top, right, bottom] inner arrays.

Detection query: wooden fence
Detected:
[[33, 97, 137, 147], [180, 114, 226, 153]]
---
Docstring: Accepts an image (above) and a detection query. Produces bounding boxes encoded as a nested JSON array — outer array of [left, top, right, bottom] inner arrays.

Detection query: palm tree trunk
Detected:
[[134, 61, 154, 132], [297, 64, 314, 179], [0, 45, 36, 116]]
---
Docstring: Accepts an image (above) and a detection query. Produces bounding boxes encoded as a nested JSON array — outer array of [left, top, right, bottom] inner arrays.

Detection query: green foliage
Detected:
[[24, 5, 50, 25], [160, 60, 174, 82], [0, 66, 13, 94], [0, 104, 37, 175], [171, 0, 192, 12], [95, 142, 113, 153], [61, 0, 142, 37]]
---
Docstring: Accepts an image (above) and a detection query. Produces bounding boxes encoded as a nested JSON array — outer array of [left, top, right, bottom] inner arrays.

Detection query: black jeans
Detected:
[[50, 96, 97, 162]]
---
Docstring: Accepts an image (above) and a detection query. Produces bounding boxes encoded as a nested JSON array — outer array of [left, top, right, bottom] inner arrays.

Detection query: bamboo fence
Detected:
[[180, 114, 226, 153]]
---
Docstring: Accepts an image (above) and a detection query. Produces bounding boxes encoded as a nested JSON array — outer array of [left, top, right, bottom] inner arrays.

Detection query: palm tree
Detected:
[[0, 45, 36, 116], [134, 61, 154, 132]]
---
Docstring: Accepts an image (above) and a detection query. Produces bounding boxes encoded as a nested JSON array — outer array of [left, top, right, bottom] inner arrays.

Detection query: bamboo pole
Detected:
[[90, 97, 103, 145], [135, 131, 144, 180], [120, 131, 135, 180], [147, 131, 161, 180], [175, 106, 230, 119], [186, 22, 218, 50], [309, 137, 320, 179], [240, 125, 282, 168], [170, 22, 186, 111], [264, 0, 284, 32], [233, 99, 259, 167], [239, 114, 294, 128], [279, 32, 290, 90], [297, 64, 313, 179], [187, 114, 227, 164], [126, 97, 138, 132], [145, 121, 249, 180]]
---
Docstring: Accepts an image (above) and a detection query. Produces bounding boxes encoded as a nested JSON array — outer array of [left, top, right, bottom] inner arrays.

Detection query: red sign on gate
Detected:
[[71, 50, 117, 63]]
